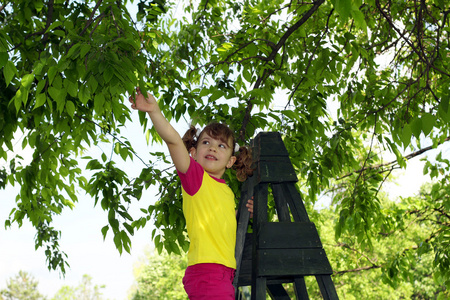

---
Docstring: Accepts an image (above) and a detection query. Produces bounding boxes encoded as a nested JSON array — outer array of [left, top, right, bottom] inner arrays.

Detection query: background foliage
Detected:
[[0, 271, 45, 300], [1, 272, 107, 300], [1, 0, 449, 297], [129, 249, 187, 300]]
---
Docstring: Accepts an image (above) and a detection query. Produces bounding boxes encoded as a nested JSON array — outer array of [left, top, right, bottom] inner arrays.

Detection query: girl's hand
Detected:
[[246, 198, 254, 219], [129, 88, 158, 113]]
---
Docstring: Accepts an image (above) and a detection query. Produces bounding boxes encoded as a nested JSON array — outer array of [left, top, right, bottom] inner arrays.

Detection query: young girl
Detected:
[[129, 88, 253, 299]]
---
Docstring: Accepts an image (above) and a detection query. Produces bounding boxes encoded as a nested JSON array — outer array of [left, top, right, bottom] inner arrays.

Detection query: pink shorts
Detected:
[[182, 263, 235, 299]]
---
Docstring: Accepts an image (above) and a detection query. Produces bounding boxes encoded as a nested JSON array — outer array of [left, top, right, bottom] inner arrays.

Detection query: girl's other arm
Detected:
[[129, 88, 190, 173]]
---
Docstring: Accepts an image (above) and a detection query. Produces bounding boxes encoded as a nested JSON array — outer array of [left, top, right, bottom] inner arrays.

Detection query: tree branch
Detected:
[[79, 0, 103, 36], [74, 114, 150, 168], [239, 0, 326, 141], [375, 0, 450, 78], [0, 2, 7, 13], [9, 0, 54, 52], [287, 8, 333, 108], [338, 136, 450, 180], [334, 264, 382, 276]]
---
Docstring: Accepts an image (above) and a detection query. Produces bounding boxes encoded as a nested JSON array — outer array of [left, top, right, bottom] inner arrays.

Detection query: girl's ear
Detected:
[[189, 147, 196, 159], [226, 155, 237, 169]]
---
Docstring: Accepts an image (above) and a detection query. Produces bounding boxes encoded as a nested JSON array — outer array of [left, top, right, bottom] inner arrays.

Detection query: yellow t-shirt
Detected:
[[177, 157, 237, 269]]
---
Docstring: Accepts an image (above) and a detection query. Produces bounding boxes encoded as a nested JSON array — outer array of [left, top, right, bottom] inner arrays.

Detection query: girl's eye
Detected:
[[202, 140, 209, 145], [219, 144, 226, 149]]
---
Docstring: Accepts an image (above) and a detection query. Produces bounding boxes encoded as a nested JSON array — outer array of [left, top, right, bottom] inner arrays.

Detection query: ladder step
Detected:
[[258, 222, 322, 249], [257, 248, 333, 277]]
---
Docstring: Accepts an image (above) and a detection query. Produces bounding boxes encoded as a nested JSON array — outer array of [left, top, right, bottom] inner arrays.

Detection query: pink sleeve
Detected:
[[177, 157, 204, 196]]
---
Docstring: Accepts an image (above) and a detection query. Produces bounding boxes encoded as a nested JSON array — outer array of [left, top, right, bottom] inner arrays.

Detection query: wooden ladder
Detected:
[[234, 132, 339, 300]]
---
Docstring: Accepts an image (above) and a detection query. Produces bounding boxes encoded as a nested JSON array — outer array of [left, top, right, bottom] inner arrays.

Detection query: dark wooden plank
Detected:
[[252, 277, 267, 300], [258, 249, 333, 276], [242, 233, 253, 260], [236, 233, 253, 287], [282, 183, 310, 222], [237, 259, 252, 287], [251, 183, 269, 297], [253, 132, 290, 157], [258, 223, 322, 249], [294, 277, 310, 300], [272, 183, 291, 221], [234, 175, 255, 289], [258, 158, 297, 183], [253, 183, 268, 232], [267, 284, 291, 300], [315, 275, 339, 300]]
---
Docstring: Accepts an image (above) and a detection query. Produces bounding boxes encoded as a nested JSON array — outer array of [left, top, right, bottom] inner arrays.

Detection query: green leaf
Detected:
[[113, 233, 123, 254], [48, 66, 57, 84], [121, 231, 131, 253], [36, 79, 46, 94], [3, 60, 17, 86], [410, 118, 422, 139], [351, 9, 367, 32], [209, 90, 224, 101], [65, 100, 75, 117], [33, 93, 47, 109], [78, 85, 90, 104], [94, 93, 105, 115], [53, 30, 65, 37], [103, 67, 114, 83], [80, 44, 91, 58], [335, 0, 352, 21], [243, 68, 253, 83], [400, 124, 412, 148], [65, 79, 78, 97], [438, 93, 450, 122], [88, 75, 98, 94], [421, 113, 436, 137], [0, 52, 8, 68], [281, 110, 301, 122], [59, 166, 69, 177], [13, 88, 25, 111], [123, 223, 134, 235], [66, 43, 80, 58], [101, 225, 109, 240], [48, 87, 67, 113], [45, 20, 63, 33]]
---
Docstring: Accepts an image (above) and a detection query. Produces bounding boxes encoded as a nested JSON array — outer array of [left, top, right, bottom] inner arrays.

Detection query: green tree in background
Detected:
[[51, 274, 106, 300], [129, 249, 187, 300], [316, 184, 448, 299], [1, 0, 449, 295], [0, 271, 45, 300]]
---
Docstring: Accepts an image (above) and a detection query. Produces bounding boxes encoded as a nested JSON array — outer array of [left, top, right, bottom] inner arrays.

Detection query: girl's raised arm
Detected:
[[129, 88, 190, 173]]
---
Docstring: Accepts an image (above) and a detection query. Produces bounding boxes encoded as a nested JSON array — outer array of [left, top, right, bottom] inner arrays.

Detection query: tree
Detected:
[[0, 271, 45, 300], [316, 185, 449, 299], [129, 248, 187, 300], [51, 274, 106, 300], [1, 0, 449, 293]]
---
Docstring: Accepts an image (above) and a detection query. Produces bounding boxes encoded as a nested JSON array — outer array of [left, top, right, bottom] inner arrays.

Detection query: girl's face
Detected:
[[190, 132, 236, 179]]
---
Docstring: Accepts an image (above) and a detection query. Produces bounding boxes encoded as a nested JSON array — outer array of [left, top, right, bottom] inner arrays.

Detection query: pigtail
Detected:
[[182, 125, 198, 151], [233, 146, 254, 182]]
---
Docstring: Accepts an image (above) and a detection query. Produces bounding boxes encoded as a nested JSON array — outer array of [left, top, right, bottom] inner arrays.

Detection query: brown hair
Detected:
[[181, 122, 253, 182]]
